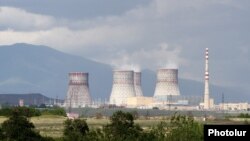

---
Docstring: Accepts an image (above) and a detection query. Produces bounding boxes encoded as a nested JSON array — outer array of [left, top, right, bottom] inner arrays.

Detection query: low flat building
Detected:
[[219, 102, 248, 111], [127, 96, 154, 108]]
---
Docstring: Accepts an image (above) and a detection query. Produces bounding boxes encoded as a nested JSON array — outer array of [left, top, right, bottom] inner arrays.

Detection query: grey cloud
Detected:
[[0, 0, 249, 92], [0, 0, 151, 20]]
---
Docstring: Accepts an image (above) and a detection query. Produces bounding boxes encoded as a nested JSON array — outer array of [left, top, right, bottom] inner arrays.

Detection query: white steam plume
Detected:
[[110, 42, 183, 71]]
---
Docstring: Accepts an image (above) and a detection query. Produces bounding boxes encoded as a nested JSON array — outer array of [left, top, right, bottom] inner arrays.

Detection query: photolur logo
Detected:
[[208, 129, 247, 137], [204, 125, 250, 141]]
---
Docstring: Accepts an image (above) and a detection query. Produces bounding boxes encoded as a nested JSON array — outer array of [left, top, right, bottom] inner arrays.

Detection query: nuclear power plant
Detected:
[[134, 72, 143, 97], [109, 70, 136, 106], [65, 72, 92, 108], [63, 48, 249, 111]]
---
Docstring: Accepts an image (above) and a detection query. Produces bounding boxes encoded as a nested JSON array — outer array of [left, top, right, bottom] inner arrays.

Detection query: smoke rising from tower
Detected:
[[109, 70, 136, 106], [108, 43, 182, 72], [204, 48, 210, 109], [65, 72, 91, 108], [154, 69, 180, 100]]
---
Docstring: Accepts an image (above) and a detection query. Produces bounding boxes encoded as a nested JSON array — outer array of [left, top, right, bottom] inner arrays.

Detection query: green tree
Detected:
[[103, 111, 142, 141], [0, 107, 41, 117], [95, 112, 103, 119], [1, 108, 51, 141], [83, 128, 105, 141], [63, 119, 89, 141], [131, 121, 168, 141], [131, 110, 139, 120], [0, 127, 4, 140], [147, 121, 169, 141], [41, 108, 66, 116], [166, 114, 203, 141]]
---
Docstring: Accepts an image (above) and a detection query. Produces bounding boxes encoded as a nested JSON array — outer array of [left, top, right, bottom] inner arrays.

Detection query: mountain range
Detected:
[[0, 43, 249, 103], [0, 93, 63, 106]]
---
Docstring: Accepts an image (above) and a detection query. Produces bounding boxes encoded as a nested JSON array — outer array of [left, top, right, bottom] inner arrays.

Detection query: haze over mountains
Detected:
[[0, 43, 249, 103]]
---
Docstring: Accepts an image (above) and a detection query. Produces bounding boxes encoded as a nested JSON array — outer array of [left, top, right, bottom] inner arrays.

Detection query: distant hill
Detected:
[[0, 43, 112, 100], [0, 43, 249, 103], [0, 93, 63, 106]]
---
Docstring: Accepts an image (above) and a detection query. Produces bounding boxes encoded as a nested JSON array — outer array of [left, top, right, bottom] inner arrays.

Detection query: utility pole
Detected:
[[222, 93, 224, 115], [68, 95, 72, 113], [168, 94, 172, 110]]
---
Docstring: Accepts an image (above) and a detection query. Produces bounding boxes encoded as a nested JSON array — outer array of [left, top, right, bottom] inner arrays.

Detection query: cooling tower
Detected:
[[134, 72, 143, 97], [154, 69, 180, 100], [109, 70, 136, 106], [65, 72, 91, 108]]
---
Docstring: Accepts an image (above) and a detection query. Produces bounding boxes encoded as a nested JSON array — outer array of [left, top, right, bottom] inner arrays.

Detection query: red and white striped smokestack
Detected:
[[204, 48, 210, 109], [65, 72, 92, 108]]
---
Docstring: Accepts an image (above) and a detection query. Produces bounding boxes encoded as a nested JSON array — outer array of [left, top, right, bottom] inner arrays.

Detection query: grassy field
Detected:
[[31, 115, 66, 138], [0, 116, 249, 138], [0, 116, 166, 138], [35, 117, 165, 138]]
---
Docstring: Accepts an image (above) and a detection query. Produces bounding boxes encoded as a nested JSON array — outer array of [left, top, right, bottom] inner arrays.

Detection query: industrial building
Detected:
[[134, 72, 144, 97], [153, 69, 180, 102], [62, 48, 249, 111], [219, 103, 249, 111], [127, 97, 154, 108], [64, 72, 92, 108], [109, 70, 136, 106], [107, 68, 205, 109]]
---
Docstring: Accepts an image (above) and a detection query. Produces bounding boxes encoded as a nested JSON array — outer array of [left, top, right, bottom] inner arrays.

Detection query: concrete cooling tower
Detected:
[[110, 70, 136, 106], [154, 69, 180, 101], [134, 72, 143, 97], [65, 72, 91, 108]]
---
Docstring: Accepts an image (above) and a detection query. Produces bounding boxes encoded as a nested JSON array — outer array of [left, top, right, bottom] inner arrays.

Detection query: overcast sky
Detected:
[[0, 0, 249, 92]]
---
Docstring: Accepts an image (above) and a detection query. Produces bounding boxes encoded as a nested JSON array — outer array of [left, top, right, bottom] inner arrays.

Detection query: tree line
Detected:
[[0, 107, 66, 117], [62, 111, 203, 141], [0, 107, 204, 141]]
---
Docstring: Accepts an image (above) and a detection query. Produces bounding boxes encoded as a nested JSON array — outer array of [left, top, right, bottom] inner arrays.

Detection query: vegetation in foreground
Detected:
[[0, 107, 204, 141], [0, 108, 53, 141], [237, 113, 250, 118], [61, 111, 203, 141], [0, 106, 66, 117]]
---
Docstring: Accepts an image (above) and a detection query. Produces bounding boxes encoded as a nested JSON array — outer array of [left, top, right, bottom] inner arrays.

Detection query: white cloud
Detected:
[[0, 29, 39, 45], [0, 25, 141, 53], [0, 6, 144, 53], [0, 7, 55, 30], [0, 0, 249, 89]]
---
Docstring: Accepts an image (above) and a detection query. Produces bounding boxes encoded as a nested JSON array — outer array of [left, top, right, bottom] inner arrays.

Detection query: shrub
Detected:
[[1, 107, 52, 141], [103, 111, 142, 141], [238, 113, 250, 118], [95, 112, 103, 119], [40, 108, 66, 116], [166, 114, 203, 141], [0, 107, 41, 117], [63, 119, 89, 141]]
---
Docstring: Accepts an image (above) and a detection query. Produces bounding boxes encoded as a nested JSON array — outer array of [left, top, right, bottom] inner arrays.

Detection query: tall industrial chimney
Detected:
[[134, 72, 143, 97], [65, 72, 91, 108], [153, 69, 180, 101], [204, 48, 210, 109], [109, 70, 136, 106]]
